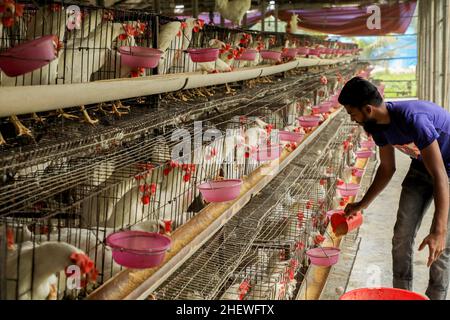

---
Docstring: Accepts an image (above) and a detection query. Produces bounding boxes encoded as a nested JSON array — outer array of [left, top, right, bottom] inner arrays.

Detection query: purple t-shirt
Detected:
[[371, 100, 450, 175]]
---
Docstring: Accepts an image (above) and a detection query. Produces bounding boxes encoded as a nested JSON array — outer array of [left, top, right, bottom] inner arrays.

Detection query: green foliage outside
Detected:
[[372, 72, 417, 99]]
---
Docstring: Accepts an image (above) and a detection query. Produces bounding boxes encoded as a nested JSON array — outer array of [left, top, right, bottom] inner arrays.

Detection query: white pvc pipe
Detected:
[[0, 57, 353, 117]]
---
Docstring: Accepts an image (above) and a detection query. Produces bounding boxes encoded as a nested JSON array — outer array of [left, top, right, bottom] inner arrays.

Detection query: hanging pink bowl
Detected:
[[337, 183, 360, 197], [319, 102, 334, 113], [340, 287, 429, 300], [260, 50, 282, 61], [119, 46, 163, 69], [351, 167, 365, 177], [298, 115, 321, 128], [296, 47, 310, 56], [252, 144, 283, 161], [279, 131, 304, 143], [235, 48, 257, 61], [308, 48, 321, 56], [0, 35, 58, 77], [198, 179, 243, 202], [187, 48, 220, 62], [306, 247, 340, 267], [360, 140, 376, 149], [282, 48, 298, 58], [106, 231, 171, 269], [356, 150, 375, 159]]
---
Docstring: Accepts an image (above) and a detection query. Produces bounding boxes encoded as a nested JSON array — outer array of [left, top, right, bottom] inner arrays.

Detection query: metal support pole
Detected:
[[192, 0, 199, 18], [261, 0, 266, 32], [151, 14, 159, 75]]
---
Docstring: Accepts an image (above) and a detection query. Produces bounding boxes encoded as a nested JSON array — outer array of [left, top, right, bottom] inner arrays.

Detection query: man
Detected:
[[339, 76, 450, 300]]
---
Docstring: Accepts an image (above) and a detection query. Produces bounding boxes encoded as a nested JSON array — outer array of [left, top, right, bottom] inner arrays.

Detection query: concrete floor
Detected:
[[347, 151, 450, 299]]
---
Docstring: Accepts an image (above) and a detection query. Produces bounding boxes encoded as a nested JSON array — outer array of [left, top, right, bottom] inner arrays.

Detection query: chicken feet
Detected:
[[80, 106, 99, 125], [10, 115, 33, 138]]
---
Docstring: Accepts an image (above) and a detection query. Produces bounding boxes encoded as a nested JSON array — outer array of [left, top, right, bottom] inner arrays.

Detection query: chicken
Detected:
[[10, 115, 32, 138], [216, 0, 252, 26], [6, 241, 95, 300], [157, 21, 182, 74], [219, 282, 241, 300]]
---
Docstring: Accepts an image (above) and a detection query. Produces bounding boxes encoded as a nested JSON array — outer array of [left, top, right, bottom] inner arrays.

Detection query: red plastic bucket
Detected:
[[278, 131, 304, 143], [0, 35, 58, 77], [306, 247, 340, 267], [298, 115, 320, 128], [119, 46, 163, 69], [198, 179, 242, 202], [235, 49, 257, 61], [106, 231, 171, 269], [187, 48, 220, 62], [340, 287, 429, 300], [331, 210, 363, 236], [260, 50, 282, 61]]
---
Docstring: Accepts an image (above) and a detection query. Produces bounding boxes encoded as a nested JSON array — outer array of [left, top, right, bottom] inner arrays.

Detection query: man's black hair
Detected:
[[338, 76, 383, 109]]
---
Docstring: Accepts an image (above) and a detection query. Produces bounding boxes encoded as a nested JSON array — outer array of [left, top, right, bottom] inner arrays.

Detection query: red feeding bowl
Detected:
[[331, 210, 363, 236], [187, 48, 220, 62], [106, 231, 171, 269], [235, 49, 257, 61], [298, 115, 321, 128], [340, 288, 429, 300], [306, 247, 340, 267], [279, 131, 304, 143], [356, 150, 375, 159], [337, 183, 360, 197], [0, 35, 58, 77], [282, 48, 298, 58], [119, 46, 163, 69], [296, 47, 310, 56], [198, 179, 243, 202], [260, 50, 282, 61]]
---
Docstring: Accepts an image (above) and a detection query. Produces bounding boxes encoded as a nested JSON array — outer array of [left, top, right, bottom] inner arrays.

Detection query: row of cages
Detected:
[[0, 1, 359, 86], [0, 71, 370, 300], [154, 111, 366, 300]]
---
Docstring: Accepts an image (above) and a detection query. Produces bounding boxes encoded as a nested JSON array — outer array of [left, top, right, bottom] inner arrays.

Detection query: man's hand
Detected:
[[419, 232, 447, 267], [344, 201, 364, 217]]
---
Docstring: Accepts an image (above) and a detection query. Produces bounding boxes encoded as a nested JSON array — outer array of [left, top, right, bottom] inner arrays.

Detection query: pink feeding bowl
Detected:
[[0, 35, 58, 77], [252, 144, 283, 161], [282, 48, 298, 58], [296, 47, 310, 56], [308, 48, 321, 56], [119, 46, 163, 69], [319, 102, 334, 113], [279, 131, 304, 143], [306, 247, 340, 267], [351, 167, 365, 177], [356, 150, 375, 159], [337, 183, 360, 197], [260, 50, 282, 61], [340, 287, 429, 300], [198, 179, 243, 202], [106, 231, 171, 269], [187, 48, 220, 62], [235, 48, 257, 61], [360, 140, 376, 149], [298, 115, 321, 128]]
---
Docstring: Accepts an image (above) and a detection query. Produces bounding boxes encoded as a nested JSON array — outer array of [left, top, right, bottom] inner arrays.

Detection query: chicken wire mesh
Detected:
[[153, 109, 366, 300], [0, 5, 363, 298]]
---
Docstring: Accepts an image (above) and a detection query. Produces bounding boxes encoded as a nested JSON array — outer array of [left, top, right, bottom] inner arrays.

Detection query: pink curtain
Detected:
[[279, 1, 417, 36]]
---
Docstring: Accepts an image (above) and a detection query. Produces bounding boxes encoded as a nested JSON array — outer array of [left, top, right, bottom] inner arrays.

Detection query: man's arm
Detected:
[[418, 140, 448, 267], [344, 144, 396, 216]]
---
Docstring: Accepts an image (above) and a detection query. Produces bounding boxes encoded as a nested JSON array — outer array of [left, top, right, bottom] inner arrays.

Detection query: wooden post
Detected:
[[274, 2, 279, 32], [154, 0, 161, 14], [261, 0, 266, 32], [192, 0, 199, 19]]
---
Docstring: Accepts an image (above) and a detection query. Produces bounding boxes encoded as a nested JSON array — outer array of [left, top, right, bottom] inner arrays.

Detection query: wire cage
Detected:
[[0, 1, 362, 300]]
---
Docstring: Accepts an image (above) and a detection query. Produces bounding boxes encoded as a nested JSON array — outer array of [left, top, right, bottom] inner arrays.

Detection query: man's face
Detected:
[[344, 105, 372, 126]]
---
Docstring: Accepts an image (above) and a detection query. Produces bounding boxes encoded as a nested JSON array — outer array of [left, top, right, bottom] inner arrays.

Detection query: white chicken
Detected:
[[6, 241, 94, 300], [216, 0, 252, 26], [157, 21, 182, 74]]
